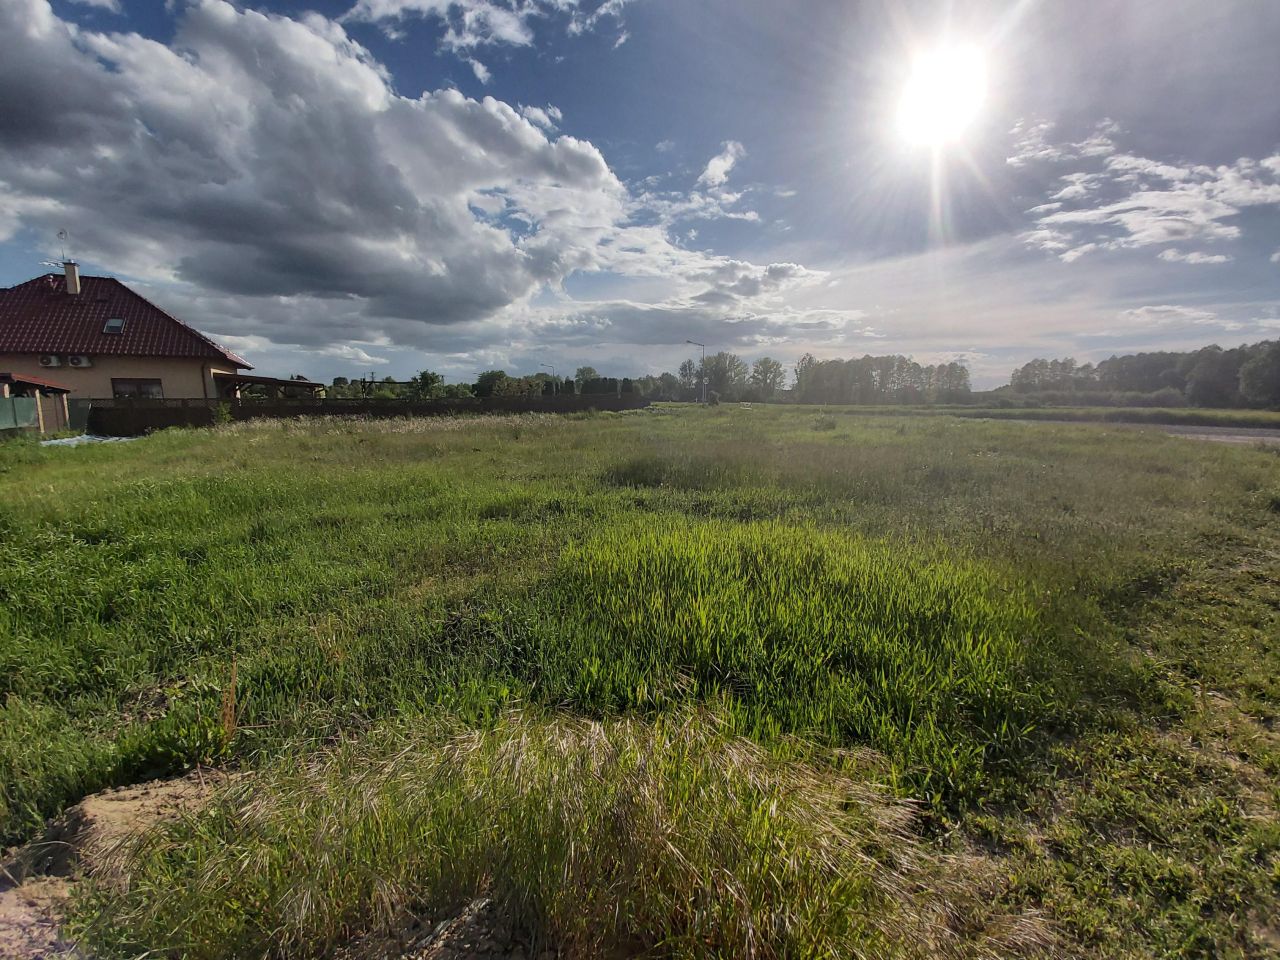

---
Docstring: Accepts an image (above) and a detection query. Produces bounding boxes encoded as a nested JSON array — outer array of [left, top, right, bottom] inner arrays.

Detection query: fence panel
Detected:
[[0, 397, 38, 431]]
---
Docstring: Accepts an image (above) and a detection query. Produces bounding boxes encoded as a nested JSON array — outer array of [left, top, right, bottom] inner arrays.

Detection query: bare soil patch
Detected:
[[1, 771, 228, 959]]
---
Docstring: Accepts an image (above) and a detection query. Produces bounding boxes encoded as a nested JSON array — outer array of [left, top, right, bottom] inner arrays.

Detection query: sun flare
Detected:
[[896, 43, 987, 147]]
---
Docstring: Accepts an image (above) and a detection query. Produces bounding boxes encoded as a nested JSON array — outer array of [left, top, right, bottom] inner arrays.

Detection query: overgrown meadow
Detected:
[[1, 407, 1277, 958]]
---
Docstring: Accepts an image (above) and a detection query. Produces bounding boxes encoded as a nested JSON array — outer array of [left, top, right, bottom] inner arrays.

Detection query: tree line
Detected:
[[323, 352, 976, 405], [326, 367, 643, 401], [1008, 339, 1280, 409]]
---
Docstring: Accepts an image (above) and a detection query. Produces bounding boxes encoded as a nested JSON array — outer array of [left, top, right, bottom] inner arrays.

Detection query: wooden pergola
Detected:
[[213, 372, 324, 399], [0, 372, 72, 434]]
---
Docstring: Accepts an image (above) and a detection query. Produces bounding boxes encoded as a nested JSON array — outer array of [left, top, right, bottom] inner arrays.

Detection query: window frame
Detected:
[[111, 378, 164, 399], [103, 317, 126, 335]]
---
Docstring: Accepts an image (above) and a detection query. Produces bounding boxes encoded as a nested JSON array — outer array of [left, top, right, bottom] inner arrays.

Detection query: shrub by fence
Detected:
[[84, 394, 652, 437]]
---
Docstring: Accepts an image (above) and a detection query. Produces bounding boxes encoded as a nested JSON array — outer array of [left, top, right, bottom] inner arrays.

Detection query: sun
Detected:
[[896, 43, 987, 147]]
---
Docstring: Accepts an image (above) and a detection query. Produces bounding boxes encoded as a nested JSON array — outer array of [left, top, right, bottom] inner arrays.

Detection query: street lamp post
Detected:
[[539, 363, 556, 395], [686, 339, 706, 404]]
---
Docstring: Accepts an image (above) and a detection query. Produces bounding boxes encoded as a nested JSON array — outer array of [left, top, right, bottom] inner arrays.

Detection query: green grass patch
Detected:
[[2, 408, 1278, 957], [517, 521, 1052, 806]]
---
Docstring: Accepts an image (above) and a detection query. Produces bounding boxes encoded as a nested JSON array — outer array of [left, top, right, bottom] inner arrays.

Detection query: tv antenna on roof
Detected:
[[39, 230, 72, 271]]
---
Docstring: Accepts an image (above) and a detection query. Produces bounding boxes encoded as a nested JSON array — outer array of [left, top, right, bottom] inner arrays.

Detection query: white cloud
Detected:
[[314, 343, 391, 364], [467, 57, 490, 83], [1019, 124, 1280, 262], [655, 139, 674, 152], [1006, 118, 1119, 168], [0, 0, 830, 366], [1158, 249, 1231, 265], [696, 140, 745, 188], [1271, 249, 1280, 264], [1105, 154, 1192, 183], [519, 104, 559, 131], [68, 0, 121, 10], [1117, 304, 1240, 332], [344, 0, 632, 51]]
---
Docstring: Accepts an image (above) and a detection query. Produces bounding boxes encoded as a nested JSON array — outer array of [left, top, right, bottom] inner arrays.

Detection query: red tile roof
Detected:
[[0, 372, 72, 393], [0, 274, 250, 368]]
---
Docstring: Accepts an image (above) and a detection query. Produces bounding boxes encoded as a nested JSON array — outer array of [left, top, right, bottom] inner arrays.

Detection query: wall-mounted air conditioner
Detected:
[[66, 354, 93, 368], [38, 354, 62, 367]]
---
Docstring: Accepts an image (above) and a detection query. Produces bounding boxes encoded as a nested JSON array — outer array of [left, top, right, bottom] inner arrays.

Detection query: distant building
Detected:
[[0, 261, 251, 400]]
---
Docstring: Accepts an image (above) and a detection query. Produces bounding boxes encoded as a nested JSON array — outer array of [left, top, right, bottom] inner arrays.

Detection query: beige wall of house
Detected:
[[0, 354, 240, 400]]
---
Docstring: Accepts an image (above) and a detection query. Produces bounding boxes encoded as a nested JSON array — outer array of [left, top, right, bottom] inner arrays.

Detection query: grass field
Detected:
[[801, 404, 1280, 429], [2, 407, 1278, 958]]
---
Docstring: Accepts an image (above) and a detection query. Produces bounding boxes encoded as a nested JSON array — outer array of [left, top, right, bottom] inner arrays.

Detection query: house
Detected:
[[0, 261, 252, 400]]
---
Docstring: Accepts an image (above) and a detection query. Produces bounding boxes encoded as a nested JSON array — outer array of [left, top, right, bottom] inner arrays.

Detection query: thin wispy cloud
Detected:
[[1014, 121, 1280, 265]]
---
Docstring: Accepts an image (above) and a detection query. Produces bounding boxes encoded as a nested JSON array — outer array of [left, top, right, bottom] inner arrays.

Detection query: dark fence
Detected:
[[84, 395, 652, 437]]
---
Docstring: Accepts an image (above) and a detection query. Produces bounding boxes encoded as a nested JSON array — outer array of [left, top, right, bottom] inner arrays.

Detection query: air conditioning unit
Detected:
[[66, 354, 93, 368], [38, 354, 62, 367]]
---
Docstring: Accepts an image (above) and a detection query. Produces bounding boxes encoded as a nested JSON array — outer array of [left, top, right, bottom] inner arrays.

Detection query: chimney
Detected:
[[63, 260, 80, 296]]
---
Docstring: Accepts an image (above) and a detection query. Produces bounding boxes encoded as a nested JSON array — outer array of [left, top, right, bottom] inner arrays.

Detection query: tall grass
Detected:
[[76, 710, 1050, 960], [4, 409, 1273, 844], [518, 522, 1050, 805], [4, 408, 1278, 957]]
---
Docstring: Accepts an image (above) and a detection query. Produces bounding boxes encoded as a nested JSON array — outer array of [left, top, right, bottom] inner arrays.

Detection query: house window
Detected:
[[103, 317, 126, 334], [111, 378, 164, 399]]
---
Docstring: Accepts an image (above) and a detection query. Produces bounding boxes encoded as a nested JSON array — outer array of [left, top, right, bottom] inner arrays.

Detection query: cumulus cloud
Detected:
[[519, 104, 560, 130], [0, 0, 831, 365], [1015, 122, 1280, 263], [696, 141, 745, 188], [467, 57, 491, 83]]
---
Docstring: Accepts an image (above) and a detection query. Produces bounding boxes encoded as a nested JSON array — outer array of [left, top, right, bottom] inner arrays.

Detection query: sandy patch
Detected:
[[0, 770, 229, 959]]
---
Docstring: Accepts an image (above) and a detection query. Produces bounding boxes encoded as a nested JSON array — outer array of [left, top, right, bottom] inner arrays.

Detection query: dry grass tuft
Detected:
[[75, 711, 1053, 960]]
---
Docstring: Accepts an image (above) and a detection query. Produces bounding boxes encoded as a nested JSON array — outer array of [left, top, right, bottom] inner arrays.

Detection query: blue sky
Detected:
[[2, 0, 1279, 385]]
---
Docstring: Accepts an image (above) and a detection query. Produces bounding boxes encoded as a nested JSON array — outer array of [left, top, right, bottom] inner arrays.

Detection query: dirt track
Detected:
[[1143, 424, 1280, 446]]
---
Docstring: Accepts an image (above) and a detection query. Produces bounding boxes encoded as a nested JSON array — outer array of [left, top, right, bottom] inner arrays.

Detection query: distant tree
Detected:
[[327, 376, 363, 399], [574, 366, 600, 388], [794, 353, 817, 395], [441, 383, 474, 399], [473, 370, 509, 397], [1185, 347, 1243, 408], [702, 352, 748, 401], [750, 357, 786, 399], [1239, 341, 1280, 408], [492, 375, 543, 397], [677, 359, 699, 398], [407, 370, 443, 401]]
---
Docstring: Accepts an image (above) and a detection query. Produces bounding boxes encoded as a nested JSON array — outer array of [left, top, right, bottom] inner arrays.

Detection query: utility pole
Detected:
[[686, 339, 706, 404], [539, 363, 556, 394]]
